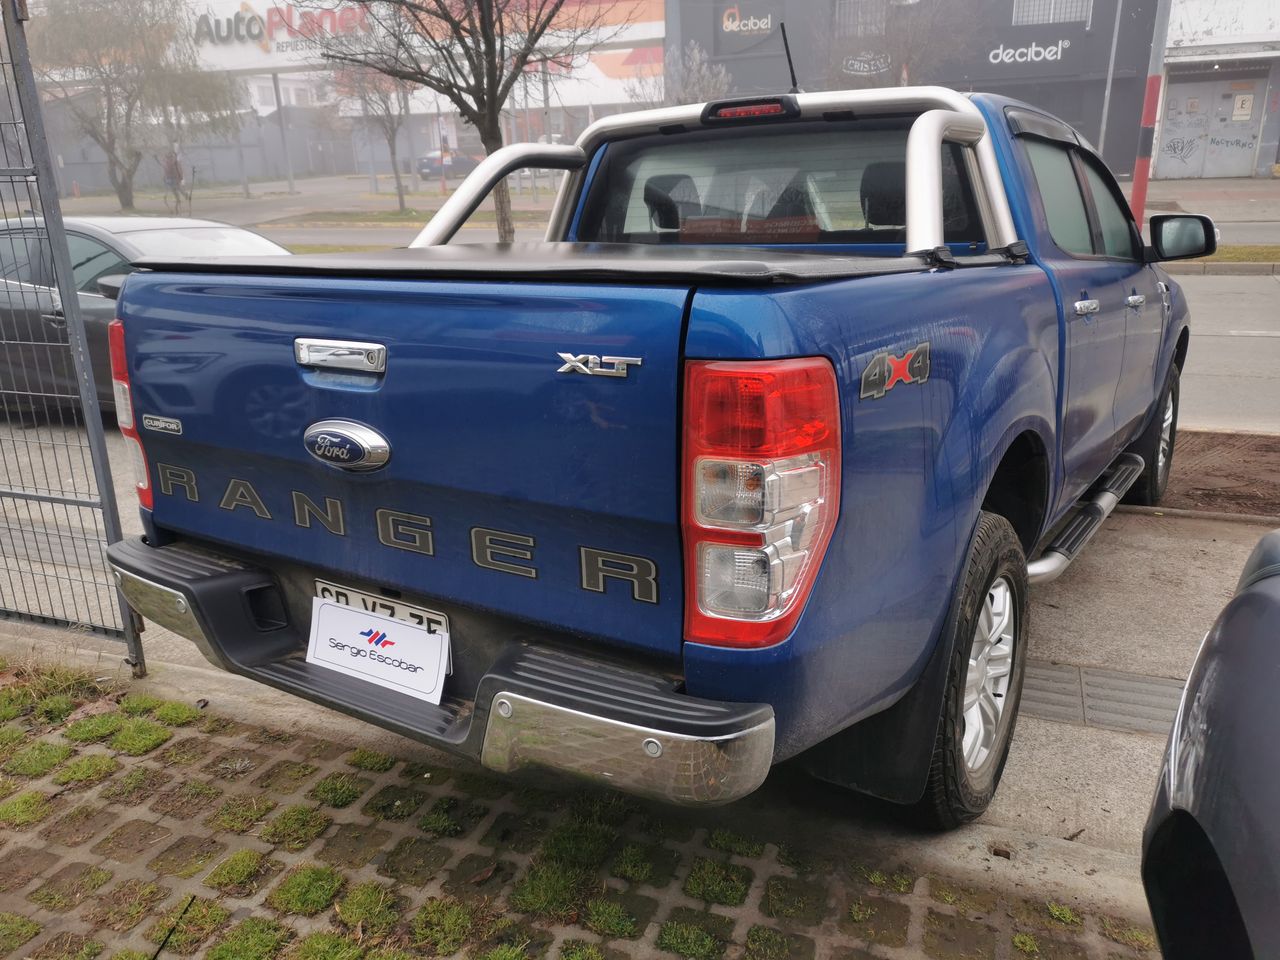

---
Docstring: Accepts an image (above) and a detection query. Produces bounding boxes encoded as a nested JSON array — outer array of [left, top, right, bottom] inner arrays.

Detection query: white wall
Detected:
[[1168, 0, 1280, 50]]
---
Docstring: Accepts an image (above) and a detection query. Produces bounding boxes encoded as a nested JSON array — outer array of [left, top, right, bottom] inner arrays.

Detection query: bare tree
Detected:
[[29, 0, 241, 210], [814, 0, 982, 91], [627, 40, 732, 107], [331, 65, 414, 212], [305, 0, 626, 240]]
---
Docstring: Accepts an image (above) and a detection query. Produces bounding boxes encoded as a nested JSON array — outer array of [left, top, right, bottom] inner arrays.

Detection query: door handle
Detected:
[[294, 338, 386, 373], [1125, 295, 1146, 308], [41, 310, 66, 329], [1074, 299, 1100, 316]]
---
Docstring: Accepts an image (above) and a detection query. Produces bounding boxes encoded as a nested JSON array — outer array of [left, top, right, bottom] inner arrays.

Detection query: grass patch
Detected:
[[849, 899, 875, 923], [291, 932, 364, 960], [0, 912, 40, 954], [109, 718, 171, 755], [101, 766, 170, 803], [0, 724, 24, 756], [412, 896, 478, 954], [0, 687, 31, 722], [267, 864, 345, 916], [657, 920, 722, 960], [336, 880, 402, 939], [28, 931, 104, 959], [1012, 931, 1040, 955], [612, 842, 654, 884], [707, 828, 764, 858], [153, 701, 202, 726], [0, 790, 52, 826], [362, 783, 426, 821], [683, 857, 751, 906], [206, 793, 277, 832], [560, 943, 606, 960], [346, 747, 396, 772], [744, 926, 792, 960], [205, 849, 272, 896], [119, 693, 163, 716], [510, 861, 590, 922], [259, 804, 331, 850], [206, 917, 292, 960], [1046, 902, 1082, 925], [861, 865, 914, 894], [1100, 915, 1157, 951], [3, 740, 73, 777], [29, 865, 111, 910], [52, 753, 119, 787], [584, 897, 637, 938], [63, 712, 124, 743], [83, 878, 167, 932], [34, 694, 76, 724], [418, 795, 486, 838], [0, 774, 15, 799], [543, 819, 616, 868], [14, 664, 107, 702], [475, 946, 530, 960], [309, 771, 370, 808], [1194, 243, 1280, 263], [569, 790, 634, 827], [146, 897, 230, 954]]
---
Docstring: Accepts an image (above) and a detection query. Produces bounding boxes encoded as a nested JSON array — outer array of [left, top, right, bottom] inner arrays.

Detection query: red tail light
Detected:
[[108, 319, 152, 510], [682, 358, 841, 647]]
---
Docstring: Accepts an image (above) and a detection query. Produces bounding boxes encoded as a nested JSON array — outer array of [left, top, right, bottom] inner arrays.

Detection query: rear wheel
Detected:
[[1125, 364, 1179, 506], [916, 511, 1028, 830]]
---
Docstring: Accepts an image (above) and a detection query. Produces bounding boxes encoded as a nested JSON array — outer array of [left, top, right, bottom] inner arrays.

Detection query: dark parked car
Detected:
[[416, 150, 482, 180], [1143, 529, 1280, 959], [0, 216, 288, 413]]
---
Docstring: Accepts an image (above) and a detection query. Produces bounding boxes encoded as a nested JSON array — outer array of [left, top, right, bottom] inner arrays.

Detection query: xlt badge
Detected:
[[303, 420, 391, 472], [556, 353, 642, 378]]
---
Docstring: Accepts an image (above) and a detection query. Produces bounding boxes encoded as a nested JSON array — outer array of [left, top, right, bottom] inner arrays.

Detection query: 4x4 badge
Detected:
[[860, 341, 931, 400], [556, 353, 643, 378]]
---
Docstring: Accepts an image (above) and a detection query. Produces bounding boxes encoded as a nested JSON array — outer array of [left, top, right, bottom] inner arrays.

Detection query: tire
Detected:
[[916, 511, 1029, 830], [1124, 364, 1180, 506]]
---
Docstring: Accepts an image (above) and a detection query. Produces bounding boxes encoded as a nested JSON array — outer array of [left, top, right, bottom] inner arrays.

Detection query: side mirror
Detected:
[[1148, 214, 1217, 262], [96, 274, 127, 300]]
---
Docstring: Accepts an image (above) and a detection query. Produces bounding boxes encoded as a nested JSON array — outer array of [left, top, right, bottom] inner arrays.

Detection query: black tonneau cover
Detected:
[[133, 241, 933, 286]]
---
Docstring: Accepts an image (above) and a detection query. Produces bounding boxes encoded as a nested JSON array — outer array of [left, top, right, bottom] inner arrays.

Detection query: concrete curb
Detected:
[[1164, 260, 1280, 275], [1116, 504, 1280, 526]]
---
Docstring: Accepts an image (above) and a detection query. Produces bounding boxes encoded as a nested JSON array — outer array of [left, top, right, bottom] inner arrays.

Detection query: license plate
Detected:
[[305, 597, 451, 705], [315, 579, 449, 635]]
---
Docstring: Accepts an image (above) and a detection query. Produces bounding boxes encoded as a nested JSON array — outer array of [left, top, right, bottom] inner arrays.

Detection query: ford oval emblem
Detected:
[[302, 420, 391, 472]]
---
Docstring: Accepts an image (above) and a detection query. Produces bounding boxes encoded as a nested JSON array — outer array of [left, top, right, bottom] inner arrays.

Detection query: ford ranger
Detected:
[[104, 87, 1214, 828]]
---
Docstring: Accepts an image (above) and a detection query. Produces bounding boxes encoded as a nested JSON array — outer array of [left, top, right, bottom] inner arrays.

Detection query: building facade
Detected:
[[1155, 0, 1280, 179]]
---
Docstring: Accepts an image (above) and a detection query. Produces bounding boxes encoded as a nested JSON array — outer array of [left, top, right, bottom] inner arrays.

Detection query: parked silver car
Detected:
[[0, 216, 289, 414], [1143, 529, 1280, 959]]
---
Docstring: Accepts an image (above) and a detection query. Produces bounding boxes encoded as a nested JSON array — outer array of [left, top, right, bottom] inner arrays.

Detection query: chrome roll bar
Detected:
[[410, 143, 586, 247], [417, 86, 1020, 255]]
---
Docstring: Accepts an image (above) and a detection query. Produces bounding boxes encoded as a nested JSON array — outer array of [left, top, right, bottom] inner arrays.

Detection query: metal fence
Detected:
[[0, 0, 143, 673]]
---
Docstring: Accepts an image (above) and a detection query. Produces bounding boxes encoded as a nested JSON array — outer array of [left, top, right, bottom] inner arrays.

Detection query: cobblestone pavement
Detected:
[[0, 665, 1158, 960]]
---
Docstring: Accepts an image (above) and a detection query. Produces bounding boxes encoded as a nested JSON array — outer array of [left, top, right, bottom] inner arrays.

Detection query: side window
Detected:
[[65, 234, 129, 293], [1023, 139, 1092, 257], [1080, 159, 1140, 260], [0, 231, 53, 287]]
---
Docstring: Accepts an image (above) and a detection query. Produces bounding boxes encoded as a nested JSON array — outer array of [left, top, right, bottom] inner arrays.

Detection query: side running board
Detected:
[[1028, 452, 1144, 585]]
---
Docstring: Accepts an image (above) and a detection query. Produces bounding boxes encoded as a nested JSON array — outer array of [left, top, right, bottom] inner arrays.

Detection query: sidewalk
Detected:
[[0, 623, 1159, 960], [1133, 175, 1280, 223]]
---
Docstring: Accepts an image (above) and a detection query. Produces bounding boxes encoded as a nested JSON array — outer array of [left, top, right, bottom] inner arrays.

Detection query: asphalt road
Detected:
[[1216, 220, 1280, 245], [1177, 274, 1280, 433]]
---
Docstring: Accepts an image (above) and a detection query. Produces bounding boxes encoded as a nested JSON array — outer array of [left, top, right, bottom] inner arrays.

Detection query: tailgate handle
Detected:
[[295, 338, 387, 374]]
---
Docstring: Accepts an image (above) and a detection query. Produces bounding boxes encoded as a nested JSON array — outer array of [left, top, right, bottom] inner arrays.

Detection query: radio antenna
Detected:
[[780, 22, 802, 93]]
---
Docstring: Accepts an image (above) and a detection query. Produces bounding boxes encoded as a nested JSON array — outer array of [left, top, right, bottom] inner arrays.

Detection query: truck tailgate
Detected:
[[118, 272, 688, 659]]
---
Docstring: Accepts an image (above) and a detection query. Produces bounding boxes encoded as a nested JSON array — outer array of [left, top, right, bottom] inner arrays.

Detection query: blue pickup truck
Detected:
[[105, 87, 1213, 829]]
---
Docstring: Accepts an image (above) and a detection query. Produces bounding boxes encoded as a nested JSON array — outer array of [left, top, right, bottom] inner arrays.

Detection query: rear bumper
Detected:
[[108, 537, 774, 806]]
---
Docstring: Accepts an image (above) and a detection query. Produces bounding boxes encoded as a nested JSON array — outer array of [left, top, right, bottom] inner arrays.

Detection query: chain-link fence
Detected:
[[0, 0, 142, 672]]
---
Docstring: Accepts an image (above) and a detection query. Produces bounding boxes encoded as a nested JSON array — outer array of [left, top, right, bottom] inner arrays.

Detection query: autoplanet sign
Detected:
[[988, 40, 1071, 66]]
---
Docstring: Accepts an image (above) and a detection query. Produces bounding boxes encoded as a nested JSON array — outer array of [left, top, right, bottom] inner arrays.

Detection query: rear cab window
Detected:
[[574, 118, 984, 252]]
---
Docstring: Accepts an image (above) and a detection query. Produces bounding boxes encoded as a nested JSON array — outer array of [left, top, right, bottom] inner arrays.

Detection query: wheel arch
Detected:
[[980, 426, 1051, 555]]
